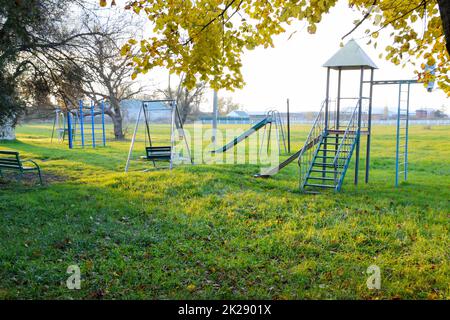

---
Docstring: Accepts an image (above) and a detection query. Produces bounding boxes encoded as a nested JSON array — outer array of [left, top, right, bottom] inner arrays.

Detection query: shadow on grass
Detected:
[[0, 172, 448, 299], [0, 169, 68, 190], [0, 139, 126, 172]]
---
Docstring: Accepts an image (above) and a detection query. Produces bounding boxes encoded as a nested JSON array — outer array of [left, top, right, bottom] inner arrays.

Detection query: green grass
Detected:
[[0, 123, 449, 299]]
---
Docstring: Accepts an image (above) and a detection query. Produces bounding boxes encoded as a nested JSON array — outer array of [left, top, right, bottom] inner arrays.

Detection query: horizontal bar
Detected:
[[364, 80, 419, 85], [142, 99, 175, 103]]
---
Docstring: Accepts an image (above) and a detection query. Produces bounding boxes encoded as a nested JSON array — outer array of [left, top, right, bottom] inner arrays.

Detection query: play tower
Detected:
[[323, 39, 377, 186], [298, 39, 414, 192]]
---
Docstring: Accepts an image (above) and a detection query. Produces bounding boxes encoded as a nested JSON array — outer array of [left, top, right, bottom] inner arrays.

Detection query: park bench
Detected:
[[144, 146, 172, 161], [0, 150, 43, 185]]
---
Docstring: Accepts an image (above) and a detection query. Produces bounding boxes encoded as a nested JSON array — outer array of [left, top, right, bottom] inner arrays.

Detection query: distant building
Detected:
[[121, 99, 172, 123], [415, 109, 428, 119], [226, 110, 249, 119]]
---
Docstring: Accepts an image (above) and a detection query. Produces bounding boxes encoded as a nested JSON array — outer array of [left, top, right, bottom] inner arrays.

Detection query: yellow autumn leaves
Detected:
[[354, 0, 449, 95], [100, 0, 449, 95]]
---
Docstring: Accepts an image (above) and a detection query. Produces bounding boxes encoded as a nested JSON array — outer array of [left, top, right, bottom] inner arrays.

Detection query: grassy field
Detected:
[[0, 122, 449, 299]]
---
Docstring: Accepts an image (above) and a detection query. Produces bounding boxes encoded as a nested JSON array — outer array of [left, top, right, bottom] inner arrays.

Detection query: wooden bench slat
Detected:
[[145, 146, 172, 161], [0, 164, 22, 169], [0, 151, 43, 185], [0, 150, 19, 156], [147, 155, 171, 158], [22, 166, 39, 171], [146, 147, 171, 151], [0, 159, 21, 164]]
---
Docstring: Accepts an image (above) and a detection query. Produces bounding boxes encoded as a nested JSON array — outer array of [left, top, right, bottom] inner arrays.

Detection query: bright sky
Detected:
[[101, 0, 449, 114]]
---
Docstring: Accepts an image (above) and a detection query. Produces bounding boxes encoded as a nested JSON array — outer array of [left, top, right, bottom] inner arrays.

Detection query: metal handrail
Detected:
[[332, 100, 360, 185], [298, 100, 327, 188]]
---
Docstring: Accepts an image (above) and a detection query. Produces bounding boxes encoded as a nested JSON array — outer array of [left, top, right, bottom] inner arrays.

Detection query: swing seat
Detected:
[[143, 146, 172, 161]]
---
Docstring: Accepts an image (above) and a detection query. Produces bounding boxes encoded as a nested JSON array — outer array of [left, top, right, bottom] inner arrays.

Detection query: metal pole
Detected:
[[175, 101, 193, 164], [101, 101, 106, 146], [142, 102, 156, 168], [395, 83, 401, 187], [277, 111, 288, 153], [125, 104, 142, 172], [336, 68, 342, 130], [365, 69, 374, 183], [323, 68, 331, 180], [354, 67, 364, 185], [335, 68, 342, 183], [405, 82, 410, 181], [325, 68, 331, 131], [142, 103, 153, 147], [79, 100, 85, 148], [259, 123, 267, 157], [91, 101, 96, 148], [287, 98, 291, 153], [51, 109, 57, 143], [267, 120, 272, 153], [274, 112, 281, 156], [67, 111, 73, 149], [212, 90, 218, 146], [170, 102, 175, 170]]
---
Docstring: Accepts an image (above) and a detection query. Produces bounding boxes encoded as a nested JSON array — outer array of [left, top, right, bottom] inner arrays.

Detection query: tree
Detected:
[[101, 0, 450, 95], [432, 104, 448, 118], [157, 75, 207, 124], [218, 97, 240, 115], [431, 109, 446, 118], [0, 0, 94, 128], [70, 14, 147, 140], [27, 9, 147, 140]]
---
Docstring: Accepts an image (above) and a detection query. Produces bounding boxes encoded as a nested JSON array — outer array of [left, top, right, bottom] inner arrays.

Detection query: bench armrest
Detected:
[[21, 159, 40, 169]]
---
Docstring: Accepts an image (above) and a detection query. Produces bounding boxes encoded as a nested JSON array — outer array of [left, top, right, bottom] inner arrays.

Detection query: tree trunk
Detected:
[[180, 106, 189, 125], [438, 0, 450, 55], [111, 115, 125, 140], [109, 98, 125, 140], [0, 121, 16, 140]]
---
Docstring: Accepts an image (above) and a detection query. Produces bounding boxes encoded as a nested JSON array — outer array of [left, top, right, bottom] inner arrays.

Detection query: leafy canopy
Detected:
[[100, 0, 449, 95]]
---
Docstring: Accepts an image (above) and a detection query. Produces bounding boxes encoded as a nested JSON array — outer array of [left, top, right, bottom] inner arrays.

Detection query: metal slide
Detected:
[[211, 117, 271, 154], [254, 101, 328, 178], [254, 136, 320, 178]]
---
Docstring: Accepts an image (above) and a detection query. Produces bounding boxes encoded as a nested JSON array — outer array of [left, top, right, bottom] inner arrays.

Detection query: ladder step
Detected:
[[315, 156, 348, 160], [305, 183, 336, 189], [322, 142, 352, 146], [310, 169, 338, 174], [318, 149, 350, 153], [308, 176, 336, 181], [312, 163, 345, 168]]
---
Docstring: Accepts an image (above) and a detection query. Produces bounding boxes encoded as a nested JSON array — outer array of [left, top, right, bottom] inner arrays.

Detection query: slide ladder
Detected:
[[255, 101, 327, 178], [211, 116, 271, 154], [395, 82, 410, 187], [299, 103, 359, 193]]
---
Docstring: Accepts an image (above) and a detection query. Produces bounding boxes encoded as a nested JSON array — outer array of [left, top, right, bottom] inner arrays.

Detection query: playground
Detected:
[[0, 121, 448, 299], [1, 0, 449, 301]]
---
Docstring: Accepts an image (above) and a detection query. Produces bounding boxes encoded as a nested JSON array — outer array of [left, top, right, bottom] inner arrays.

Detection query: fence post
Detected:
[[67, 112, 73, 149], [101, 101, 106, 146], [91, 101, 96, 148], [79, 100, 85, 148], [287, 98, 291, 153]]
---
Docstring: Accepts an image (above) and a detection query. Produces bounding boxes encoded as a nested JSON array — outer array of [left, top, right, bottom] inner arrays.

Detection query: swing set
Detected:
[[124, 99, 193, 172], [51, 100, 107, 149]]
